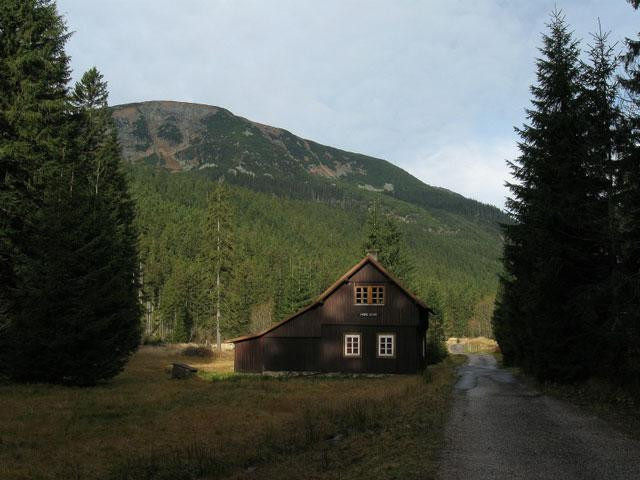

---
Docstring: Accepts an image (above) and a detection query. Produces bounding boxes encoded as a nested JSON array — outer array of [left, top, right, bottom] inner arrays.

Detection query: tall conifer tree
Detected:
[[203, 181, 234, 351], [495, 12, 597, 380], [283, 261, 313, 315], [2, 65, 141, 384], [616, 0, 640, 381], [362, 201, 414, 284], [225, 250, 255, 337], [0, 0, 71, 343], [579, 25, 626, 375], [1, 2, 141, 384]]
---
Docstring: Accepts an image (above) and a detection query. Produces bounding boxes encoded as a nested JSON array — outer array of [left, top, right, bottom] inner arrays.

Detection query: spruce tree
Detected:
[[495, 12, 597, 380], [2, 64, 141, 385], [203, 181, 234, 350], [363, 200, 383, 254], [272, 265, 289, 323], [362, 201, 414, 284], [0, 0, 71, 352], [617, 0, 640, 382], [580, 25, 626, 376], [380, 217, 415, 285], [282, 261, 313, 316], [423, 283, 448, 364], [225, 251, 254, 337], [1, 1, 141, 384]]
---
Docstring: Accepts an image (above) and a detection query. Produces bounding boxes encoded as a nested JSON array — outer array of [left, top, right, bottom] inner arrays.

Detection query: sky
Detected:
[[57, 1, 638, 209]]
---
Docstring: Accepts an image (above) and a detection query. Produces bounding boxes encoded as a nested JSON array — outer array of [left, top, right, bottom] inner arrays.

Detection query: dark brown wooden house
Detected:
[[228, 254, 432, 374]]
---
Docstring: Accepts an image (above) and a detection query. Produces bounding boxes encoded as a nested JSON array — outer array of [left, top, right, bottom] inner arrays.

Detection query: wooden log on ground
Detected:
[[171, 363, 198, 379]]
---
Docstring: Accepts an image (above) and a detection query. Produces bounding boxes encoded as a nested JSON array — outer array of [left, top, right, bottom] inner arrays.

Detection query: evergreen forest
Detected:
[[494, 6, 640, 385], [129, 163, 502, 346]]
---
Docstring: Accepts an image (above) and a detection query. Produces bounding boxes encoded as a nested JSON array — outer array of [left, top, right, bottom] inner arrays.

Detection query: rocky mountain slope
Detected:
[[112, 101, 506, 226]]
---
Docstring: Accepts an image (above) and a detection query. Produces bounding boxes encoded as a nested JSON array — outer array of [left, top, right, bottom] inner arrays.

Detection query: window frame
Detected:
[[343, 333, 362, 358], [376, 333, 396, 358], [354, 284, 385, 306]]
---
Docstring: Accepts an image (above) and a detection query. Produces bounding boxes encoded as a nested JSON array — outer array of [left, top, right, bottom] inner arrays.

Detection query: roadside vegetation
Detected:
[[506, 362, 640, 442], [493, 350, 640, 441], [538, 380, 640, 441], [0, 347, 464, 480]]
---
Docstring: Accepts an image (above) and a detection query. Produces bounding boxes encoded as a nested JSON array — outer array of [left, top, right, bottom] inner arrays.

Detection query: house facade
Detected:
[[228, 254, 432, 374]]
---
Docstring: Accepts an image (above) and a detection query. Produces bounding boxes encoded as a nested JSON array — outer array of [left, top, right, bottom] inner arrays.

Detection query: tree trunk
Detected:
[[216, 210, 221, 352], [216, 269, 221, 351]]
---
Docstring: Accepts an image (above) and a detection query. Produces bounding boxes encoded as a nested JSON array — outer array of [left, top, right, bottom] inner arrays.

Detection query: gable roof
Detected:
[[227, 254, 433, 343]]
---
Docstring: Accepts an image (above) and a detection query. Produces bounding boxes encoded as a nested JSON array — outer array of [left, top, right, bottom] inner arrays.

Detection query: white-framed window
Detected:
[[344, 333, 361, 357], [377, 333, 395, 358]]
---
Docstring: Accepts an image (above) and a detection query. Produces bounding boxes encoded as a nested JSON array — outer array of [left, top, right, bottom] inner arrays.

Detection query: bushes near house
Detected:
[[181, 345, 215, 358]]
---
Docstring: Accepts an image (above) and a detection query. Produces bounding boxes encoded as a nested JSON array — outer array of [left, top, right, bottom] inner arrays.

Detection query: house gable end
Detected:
[[349, 262, 389, 284], [227, 255, 431, 343]]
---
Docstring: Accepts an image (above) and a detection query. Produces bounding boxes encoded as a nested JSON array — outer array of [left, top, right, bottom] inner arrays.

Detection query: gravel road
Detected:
[[439, 354, 640, 480]]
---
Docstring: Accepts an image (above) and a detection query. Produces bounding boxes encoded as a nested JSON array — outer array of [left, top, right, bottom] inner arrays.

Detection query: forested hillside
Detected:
[[115, 101, 506, 342]]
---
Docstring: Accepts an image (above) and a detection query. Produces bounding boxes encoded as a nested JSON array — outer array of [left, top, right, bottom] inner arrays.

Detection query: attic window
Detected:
[[355, 285, 385, 305], [344, 334, 361, 357]]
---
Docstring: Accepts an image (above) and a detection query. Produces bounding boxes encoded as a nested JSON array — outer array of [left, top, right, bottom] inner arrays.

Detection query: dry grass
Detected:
[[446, 336, 498, 353], [0, 346, 464, 480]]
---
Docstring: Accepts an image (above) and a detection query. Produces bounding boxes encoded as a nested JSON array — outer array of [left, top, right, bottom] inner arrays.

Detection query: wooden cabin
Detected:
[[228, 254, 432, 374]]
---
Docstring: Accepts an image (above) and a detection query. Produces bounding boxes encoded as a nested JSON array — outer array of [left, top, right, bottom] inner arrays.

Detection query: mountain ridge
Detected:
[[111, 100, 507, 227]]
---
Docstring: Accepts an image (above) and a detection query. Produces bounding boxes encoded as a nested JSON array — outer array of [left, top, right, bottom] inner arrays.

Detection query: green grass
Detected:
[[0, 348, 465, 480]]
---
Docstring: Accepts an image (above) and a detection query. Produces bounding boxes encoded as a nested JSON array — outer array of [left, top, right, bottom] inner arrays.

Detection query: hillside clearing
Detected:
[[0, 346, 464, 480]]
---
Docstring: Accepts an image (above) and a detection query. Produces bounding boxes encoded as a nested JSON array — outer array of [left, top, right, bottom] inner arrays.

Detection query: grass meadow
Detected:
[[0, 346, 464, 480]]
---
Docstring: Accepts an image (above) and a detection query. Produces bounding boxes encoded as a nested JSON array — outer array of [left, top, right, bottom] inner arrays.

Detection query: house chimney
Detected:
[[367, 249, 378, 261]]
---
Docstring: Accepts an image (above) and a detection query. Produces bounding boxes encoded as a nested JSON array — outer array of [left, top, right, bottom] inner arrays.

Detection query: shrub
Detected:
[[142, 336, 164, 346], [422, 367, 433, 384], [182, 345, 214, 358], [426, 336, 448, 365]]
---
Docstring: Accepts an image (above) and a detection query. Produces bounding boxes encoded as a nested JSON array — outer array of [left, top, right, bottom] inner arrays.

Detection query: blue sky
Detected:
[[57, 1, 638, 208]]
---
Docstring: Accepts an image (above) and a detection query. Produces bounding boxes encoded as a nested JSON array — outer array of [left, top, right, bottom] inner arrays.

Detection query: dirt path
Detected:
[[439, 354, 640, 480]]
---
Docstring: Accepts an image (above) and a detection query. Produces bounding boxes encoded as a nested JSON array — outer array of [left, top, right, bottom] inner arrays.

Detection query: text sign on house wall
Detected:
[[359, 312, 378, 317]]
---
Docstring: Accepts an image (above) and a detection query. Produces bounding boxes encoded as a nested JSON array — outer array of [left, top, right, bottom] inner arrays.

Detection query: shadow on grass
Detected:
[[198, 371, 396, 383], [109, 390, 399, 480], [110, 444, 224, 480]]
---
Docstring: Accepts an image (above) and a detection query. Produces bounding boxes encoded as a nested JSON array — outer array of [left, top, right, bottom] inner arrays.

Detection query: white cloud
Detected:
[[407, 140, 519, 209], [56, 0, 638, 206]]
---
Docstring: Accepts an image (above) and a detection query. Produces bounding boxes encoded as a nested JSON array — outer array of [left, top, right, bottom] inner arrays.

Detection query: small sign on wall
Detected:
[[359, 312, 378, 317]]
